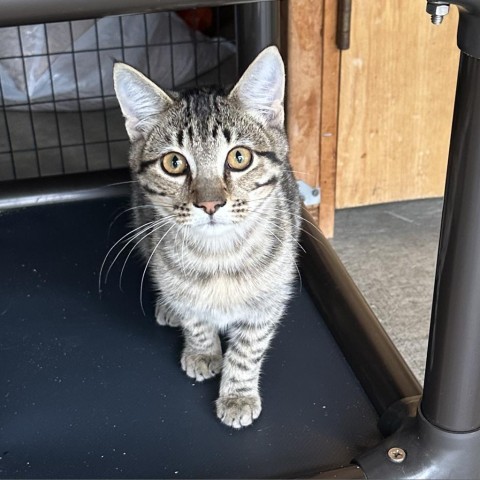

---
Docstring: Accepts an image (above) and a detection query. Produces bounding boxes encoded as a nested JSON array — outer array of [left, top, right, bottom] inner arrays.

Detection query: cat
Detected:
[[113, 46, 301, 429]]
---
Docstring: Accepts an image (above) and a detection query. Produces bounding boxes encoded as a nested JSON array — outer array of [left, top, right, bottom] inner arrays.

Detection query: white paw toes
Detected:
[[181, 353, 223, 381], [155, 304, 181, 327], [216, 395, 262, 429]]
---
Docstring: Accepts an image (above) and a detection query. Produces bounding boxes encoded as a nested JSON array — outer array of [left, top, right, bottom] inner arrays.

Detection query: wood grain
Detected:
[[319, 0, 341, 237], [336, 2, 459, 208], [286, 0, 323, 224]]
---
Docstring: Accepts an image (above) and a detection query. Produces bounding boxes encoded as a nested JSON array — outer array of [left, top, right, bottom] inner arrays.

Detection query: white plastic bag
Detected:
[[0, 12, 235, 111]]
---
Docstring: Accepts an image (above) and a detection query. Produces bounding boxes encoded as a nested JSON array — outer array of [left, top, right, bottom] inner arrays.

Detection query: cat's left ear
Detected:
[[228, 46, 285, 128], [113, 62, 174, 141]]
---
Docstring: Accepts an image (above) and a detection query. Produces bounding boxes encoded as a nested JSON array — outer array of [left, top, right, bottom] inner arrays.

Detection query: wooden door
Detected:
[[336, 2, 459, 209], [286, 0, 460, 236]]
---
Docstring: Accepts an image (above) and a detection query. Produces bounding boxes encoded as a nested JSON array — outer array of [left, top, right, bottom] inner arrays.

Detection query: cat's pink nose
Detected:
[[194, 200, 226, 215]]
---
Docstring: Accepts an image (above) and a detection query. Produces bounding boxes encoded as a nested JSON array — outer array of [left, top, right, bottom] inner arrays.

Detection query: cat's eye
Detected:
[[161, 152, 188, 176], [226, 147, 252, 171]]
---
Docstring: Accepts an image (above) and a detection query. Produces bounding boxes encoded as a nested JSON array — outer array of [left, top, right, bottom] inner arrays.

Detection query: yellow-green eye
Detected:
[[226, 147, 252, 171], [161, 152, 188, 176]]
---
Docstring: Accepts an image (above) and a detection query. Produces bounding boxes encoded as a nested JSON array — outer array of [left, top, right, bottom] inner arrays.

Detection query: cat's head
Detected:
[[113, 46, 291, 235]]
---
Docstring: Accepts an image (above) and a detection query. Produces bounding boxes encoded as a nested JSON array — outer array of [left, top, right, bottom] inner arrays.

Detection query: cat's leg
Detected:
[[155, 299, 182, 327], [181, 320, 222, 381], [216, 320, 277, 429]]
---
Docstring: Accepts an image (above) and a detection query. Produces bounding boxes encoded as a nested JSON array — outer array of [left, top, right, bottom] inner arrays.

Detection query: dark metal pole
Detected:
[[235, 0, 280, 73], [0, 0, 261, 27], [421, 51, 480, 432], [350, 4, 480, 477]]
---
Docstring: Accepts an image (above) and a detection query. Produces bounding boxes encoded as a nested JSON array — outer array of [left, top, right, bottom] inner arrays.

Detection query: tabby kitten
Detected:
[[113, 46, 301, 429]]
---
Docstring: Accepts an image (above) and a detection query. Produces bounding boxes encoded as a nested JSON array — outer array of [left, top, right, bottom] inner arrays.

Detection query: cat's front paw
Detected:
[[181, 353, 223, 381], [155, 303, 181, 327], [216, 395, 262, 429]]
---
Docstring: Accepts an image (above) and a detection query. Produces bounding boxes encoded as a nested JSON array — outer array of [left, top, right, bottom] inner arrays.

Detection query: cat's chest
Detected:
[[160, 259, 256, 303], [159, 230, 267, 282], [149, 226, 293, 324], [152, 255, 278, 325]]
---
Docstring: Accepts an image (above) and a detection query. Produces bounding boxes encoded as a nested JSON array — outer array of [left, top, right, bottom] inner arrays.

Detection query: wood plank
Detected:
[[336, 2, 459, 208], [286, 0, 323, 223], [319, 0, 341, 237]]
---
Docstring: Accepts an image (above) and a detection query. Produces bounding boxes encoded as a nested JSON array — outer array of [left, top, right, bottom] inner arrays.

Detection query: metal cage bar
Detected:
[[0, 0, 263, 28]]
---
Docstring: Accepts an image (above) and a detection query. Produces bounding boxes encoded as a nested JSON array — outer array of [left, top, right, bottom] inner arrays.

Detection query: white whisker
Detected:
[[140, 223, 177, 315], [105, 220, 163, 286], [100, 215, 176, 292], [250, 200, 324, 239], [260, 207, 326, 247], [99, 218, 160, 293], [108, 204, 158, 234], [249, 215, 302, 289], [181, 226, 189, 277], [119, 217, 176, 291], [104, 179, 139, 188]]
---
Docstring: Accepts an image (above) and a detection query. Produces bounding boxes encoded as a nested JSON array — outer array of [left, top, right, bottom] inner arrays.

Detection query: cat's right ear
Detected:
[[113, 63, 173, 142]]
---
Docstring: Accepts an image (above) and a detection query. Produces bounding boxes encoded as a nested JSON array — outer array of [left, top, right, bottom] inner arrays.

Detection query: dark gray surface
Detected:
[[0, 196, 381, 478], [333, 198, 443, 383], [300, 209, 421, 418]]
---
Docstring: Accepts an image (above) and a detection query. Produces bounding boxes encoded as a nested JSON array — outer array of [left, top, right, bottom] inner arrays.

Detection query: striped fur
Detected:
[[114, 47, 301, 428]]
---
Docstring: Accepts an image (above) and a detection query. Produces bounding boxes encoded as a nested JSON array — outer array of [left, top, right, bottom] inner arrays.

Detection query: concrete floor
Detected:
[[331, 198, 444, 383]]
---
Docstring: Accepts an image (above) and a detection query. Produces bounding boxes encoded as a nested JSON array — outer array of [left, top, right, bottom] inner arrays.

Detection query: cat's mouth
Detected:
[[201, 215, 224, 226], [205, 218, 222, 228], [194, 217, 234, 234]]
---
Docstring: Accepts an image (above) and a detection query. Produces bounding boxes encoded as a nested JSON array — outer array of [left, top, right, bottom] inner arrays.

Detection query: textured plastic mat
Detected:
[[0, 196, 382, 478]]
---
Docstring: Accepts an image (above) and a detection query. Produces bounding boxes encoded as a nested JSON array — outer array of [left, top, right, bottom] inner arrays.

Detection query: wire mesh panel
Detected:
[[0, 7, 237, 182]]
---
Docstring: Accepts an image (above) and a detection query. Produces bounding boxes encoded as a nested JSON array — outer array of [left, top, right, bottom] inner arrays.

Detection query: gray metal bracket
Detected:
[[356, 408, 480, 479], [297, 180, 321, 207]]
